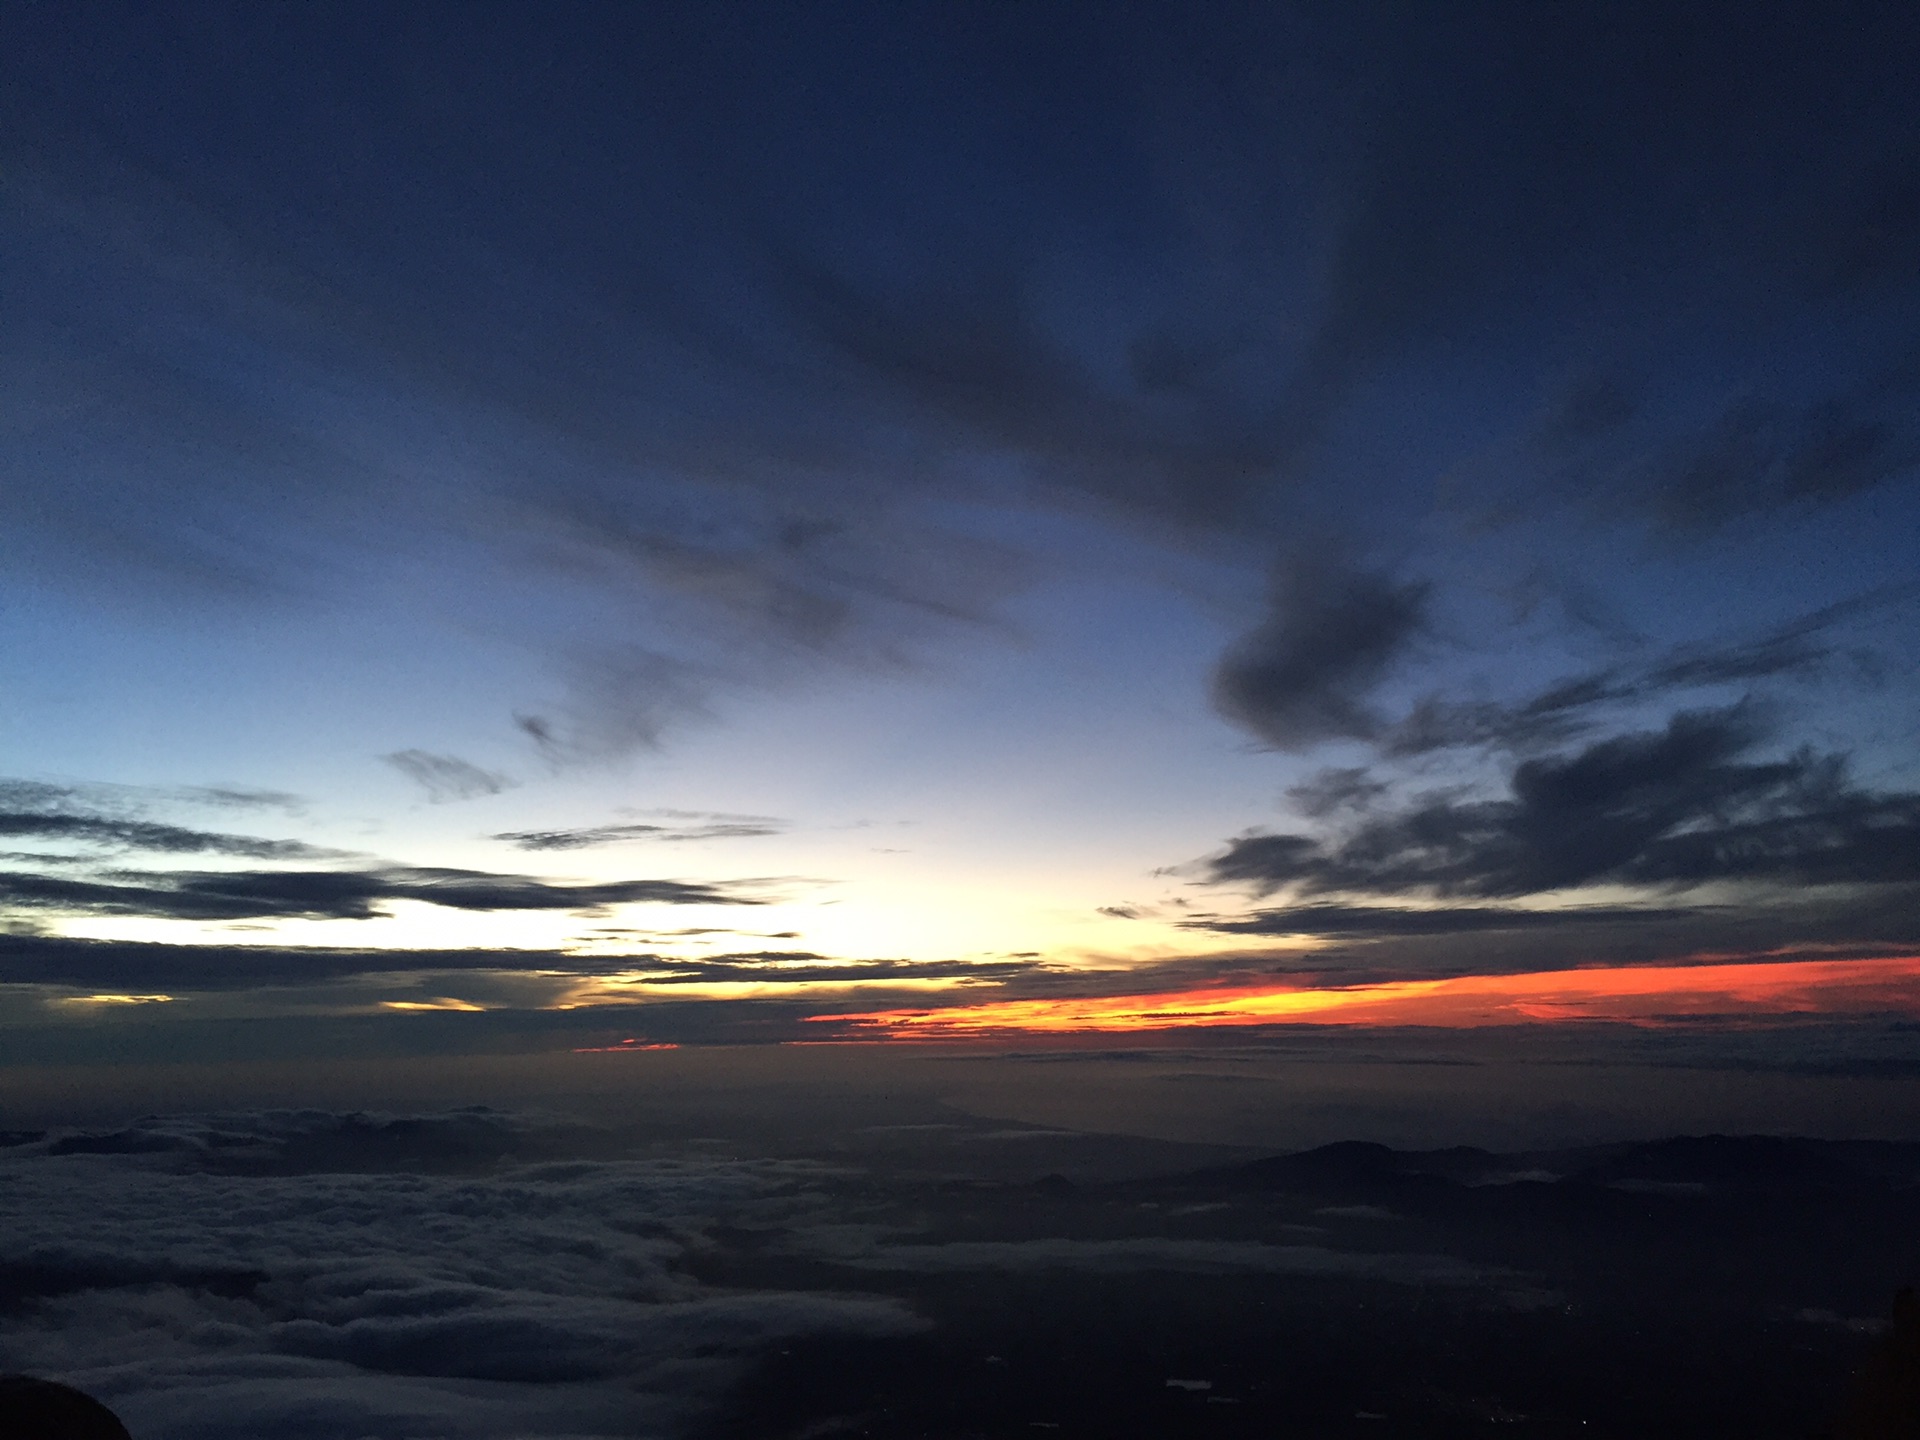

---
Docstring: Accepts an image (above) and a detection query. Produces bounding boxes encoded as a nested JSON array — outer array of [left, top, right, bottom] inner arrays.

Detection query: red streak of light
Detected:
[[808, 955, 1920, 1039], [571, 1038, 680, 1053]]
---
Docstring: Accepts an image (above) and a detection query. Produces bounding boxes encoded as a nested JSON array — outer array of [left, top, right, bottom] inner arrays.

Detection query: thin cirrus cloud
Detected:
[[493, 816, 786, 850], [1374, 587, 1910, 759], [382, 751, 518, 804], [0, 811, 337, 860], [0, 781, 311, 815], [0, 779, 341, 868]]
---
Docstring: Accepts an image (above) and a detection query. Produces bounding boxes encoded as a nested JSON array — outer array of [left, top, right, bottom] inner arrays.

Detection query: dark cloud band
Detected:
[[1209, 706, 1920, 900], [0, 866, 762, 922]]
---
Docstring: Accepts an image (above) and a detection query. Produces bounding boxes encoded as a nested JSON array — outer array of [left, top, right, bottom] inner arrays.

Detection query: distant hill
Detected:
[[1202, 1134, 1920, 1195]]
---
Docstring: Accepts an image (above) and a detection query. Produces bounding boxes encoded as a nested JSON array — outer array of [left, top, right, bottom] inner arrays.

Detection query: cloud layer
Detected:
[[0, 1110, 921, 1440]]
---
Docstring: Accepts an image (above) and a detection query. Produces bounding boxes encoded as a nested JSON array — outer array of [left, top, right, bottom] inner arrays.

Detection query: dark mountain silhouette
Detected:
[[1207, 1140, 1503, 1191], [0, 1376, 131, 1439], [1836, 1288, 1920, 1440], [1568, 1135, 1868, 1189], [1209, 1134, 1920, 1196]]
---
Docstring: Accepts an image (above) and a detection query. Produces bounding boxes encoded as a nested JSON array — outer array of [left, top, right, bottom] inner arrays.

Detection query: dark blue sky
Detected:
[[3, 1, 1919, 1050]]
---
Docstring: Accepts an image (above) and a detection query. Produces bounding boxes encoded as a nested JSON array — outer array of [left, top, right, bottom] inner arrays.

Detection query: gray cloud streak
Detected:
[[0, 812, 337, 860], [0, 865, 766, 922], [1381, 586, 1913, 758], [0, 935, 1038, 997], [1210, 706, 1920, 900], [494, 819, 785, 850], [382, 752, 517, 803]]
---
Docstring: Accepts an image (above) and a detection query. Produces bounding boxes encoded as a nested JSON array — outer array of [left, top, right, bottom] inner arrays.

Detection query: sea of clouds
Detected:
[[0, 1109, 920, 1440]]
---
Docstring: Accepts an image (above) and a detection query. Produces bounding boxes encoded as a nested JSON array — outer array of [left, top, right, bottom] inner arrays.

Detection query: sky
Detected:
[[4, 1, 1920, 1088]]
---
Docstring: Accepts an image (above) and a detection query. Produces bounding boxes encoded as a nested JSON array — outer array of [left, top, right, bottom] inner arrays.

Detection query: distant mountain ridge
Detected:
[[1202, 1134, 1920, 1193]]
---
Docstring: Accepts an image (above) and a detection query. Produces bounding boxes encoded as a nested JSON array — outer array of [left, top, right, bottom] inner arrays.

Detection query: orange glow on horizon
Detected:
[[810, 954, 1920, 1038]]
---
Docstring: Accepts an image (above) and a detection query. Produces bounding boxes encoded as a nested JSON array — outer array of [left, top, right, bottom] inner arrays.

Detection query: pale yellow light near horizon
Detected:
[[48, 875, 1270, 977]]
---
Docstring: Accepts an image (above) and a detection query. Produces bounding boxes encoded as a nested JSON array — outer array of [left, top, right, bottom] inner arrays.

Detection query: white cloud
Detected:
[[0, 1112, 921, 1440]]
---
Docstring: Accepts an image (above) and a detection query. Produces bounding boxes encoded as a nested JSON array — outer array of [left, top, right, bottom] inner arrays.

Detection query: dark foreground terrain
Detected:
[[698, 1135, 1920, 1440]]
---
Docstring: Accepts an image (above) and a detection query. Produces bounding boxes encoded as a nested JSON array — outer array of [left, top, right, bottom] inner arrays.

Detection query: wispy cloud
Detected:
[[8, 3, 1913, 763], [0, 779, 338, 864], [0, 865, 768, 922], [1378, 587, 1912, 758], [382, 752, 517, 803], [493, 818, 785, 850], [0, 811, 337, 860], [1185, 903, 1701, 939], [1209, 706, 1920, 900]]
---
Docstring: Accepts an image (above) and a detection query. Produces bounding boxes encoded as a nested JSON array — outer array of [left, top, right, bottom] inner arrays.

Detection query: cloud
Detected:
[[494, 818, 785, 850], [624, 953, 1039, 988], [1534, 375, 1638, 452], [1185, 903, 1701, 939], [0, 865, 767, 922], [1379, 586, 1909, 758], [0, 935, 626, 991], [0, 783, 341, 887], [381, 752, 517, 804], [0, 1110, 922, 1440], [1209, 705, 1920, 900], [0, 783, 788, 934], [0, 936, 1043, 1004], [1650, 393, 1918, 535], [1212, 559, 1430, 750], [166, 785, 307, 812], [512, 648, 721, 762], [1294, 8, 1920, 513], [1285, 767, 1390, 819], [0, 811, 336, 860], [5, 3, 1919, 769], [1177, 883, 1920, 983], [760, 249, 1294, 534], [0, 780, 328, 858], [1513, 354, 1920, 541]]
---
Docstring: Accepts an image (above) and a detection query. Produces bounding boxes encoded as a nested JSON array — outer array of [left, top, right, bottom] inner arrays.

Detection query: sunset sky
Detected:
[[5, 1, 1920, 1075]]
